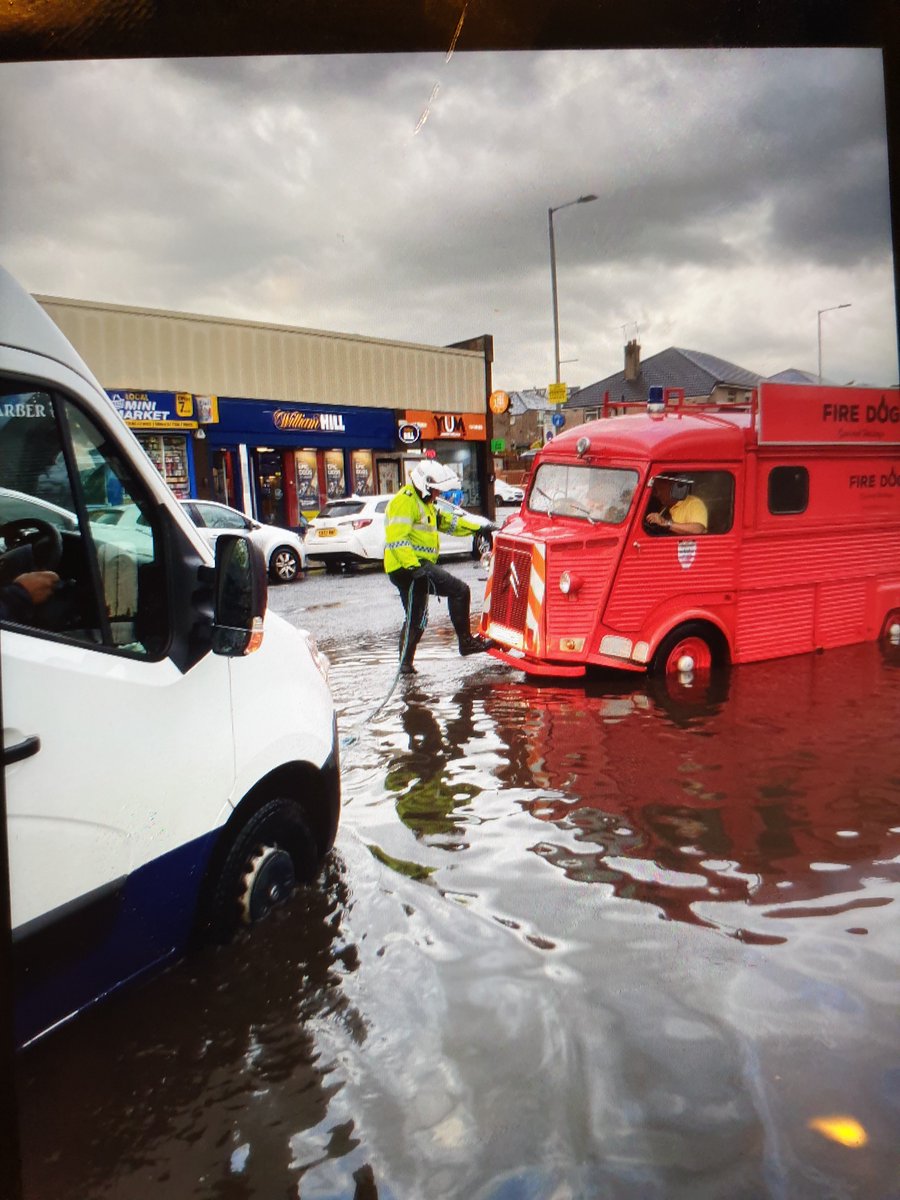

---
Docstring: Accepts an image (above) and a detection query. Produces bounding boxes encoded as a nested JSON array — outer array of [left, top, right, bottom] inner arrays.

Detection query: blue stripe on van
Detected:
[[14, 828, 219, 1049]]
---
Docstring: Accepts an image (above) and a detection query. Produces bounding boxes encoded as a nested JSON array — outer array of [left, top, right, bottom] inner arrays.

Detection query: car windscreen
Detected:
[[317, 501, 366, 518], [528, 464, 639, 525]]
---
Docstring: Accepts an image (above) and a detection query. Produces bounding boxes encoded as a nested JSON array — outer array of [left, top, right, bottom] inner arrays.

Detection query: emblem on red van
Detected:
[[678, 541, 697, 569]]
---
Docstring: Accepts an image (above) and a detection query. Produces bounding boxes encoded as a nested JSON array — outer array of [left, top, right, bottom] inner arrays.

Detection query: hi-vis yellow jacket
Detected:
[[384, 485, 483, 573]]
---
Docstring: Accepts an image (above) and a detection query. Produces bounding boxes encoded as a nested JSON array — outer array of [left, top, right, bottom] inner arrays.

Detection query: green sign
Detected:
[[490, 438, 506, 452]]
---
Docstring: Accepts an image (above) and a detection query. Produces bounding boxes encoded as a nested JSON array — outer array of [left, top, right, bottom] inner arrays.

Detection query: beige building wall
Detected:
[[35, 295, 486, 414]]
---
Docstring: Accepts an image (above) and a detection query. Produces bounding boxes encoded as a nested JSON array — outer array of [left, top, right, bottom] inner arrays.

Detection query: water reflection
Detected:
[[386, 684, 480, 846], [18, 632, 900, 1200], [17, 860, 373, 1199], [384, 645, 900, 945]]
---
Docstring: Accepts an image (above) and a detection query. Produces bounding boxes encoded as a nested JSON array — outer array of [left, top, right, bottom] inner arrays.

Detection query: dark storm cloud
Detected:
[[0, 47, 895, 387]]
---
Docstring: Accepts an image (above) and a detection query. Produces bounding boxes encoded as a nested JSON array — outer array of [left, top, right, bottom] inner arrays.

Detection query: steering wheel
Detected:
[[0, 517, 64, 577]]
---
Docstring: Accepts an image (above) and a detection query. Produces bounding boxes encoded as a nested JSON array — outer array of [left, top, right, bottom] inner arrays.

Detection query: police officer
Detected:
[[384, 461, 494, 675]]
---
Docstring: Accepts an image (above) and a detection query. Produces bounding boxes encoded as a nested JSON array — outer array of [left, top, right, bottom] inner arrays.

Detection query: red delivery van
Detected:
[[481, 383, 900, 678]]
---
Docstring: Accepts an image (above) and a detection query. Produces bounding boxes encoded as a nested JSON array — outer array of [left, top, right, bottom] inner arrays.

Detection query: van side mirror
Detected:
[[212, 533, 268, 656]]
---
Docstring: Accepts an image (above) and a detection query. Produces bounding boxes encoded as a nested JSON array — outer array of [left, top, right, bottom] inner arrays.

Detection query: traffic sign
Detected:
[[490, 438, 506, 452], [551, 411, 565, 429], [547, 382, 568, 405]]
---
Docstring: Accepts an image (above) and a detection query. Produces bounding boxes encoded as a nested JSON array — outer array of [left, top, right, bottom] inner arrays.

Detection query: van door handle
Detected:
[[632, 541, 641, 553], [4, 735, 41, 766]]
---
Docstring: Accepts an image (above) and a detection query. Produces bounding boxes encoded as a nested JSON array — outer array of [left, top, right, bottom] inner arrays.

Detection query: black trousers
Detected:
[[388, 563, 472, 666]]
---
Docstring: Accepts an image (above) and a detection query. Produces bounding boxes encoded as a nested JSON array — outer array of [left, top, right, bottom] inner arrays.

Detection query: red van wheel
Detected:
[[651, 623, 718, 677]]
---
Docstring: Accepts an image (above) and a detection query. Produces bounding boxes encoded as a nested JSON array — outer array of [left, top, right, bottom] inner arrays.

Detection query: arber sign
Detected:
[[759, 383, 900, 446]]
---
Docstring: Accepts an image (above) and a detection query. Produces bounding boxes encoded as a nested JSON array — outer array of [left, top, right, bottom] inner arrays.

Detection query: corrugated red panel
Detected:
[[735, 588, 815, 661], [815, 580, 868, 646], [738, 531, 900, 589], [604, 538, 737, 631], [544, 541, 620, 642]]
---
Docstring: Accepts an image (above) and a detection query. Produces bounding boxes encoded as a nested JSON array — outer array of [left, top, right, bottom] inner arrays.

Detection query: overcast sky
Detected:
[[0, 48, 897, 392]]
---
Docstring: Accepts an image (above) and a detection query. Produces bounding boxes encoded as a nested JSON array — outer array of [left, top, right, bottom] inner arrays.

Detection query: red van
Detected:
[[481, 383, 900, 678]]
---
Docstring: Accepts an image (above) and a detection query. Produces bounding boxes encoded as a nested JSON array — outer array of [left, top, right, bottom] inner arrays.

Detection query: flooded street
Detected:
[[16, 564, 900, 1199]]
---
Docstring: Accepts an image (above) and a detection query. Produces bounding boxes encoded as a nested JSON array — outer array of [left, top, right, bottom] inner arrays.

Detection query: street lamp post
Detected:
[[817, 303, 851, 384], [549, 194, 597, 385]]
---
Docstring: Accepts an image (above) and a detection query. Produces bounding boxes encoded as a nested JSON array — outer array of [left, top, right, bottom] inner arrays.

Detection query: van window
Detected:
[[528, 464, 639, 524], [643, 470, 735, 534], [768, 465, 809, 515], [0, 386, 167, 655]]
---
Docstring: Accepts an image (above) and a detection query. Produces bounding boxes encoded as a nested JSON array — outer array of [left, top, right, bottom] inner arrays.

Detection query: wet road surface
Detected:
[[16, 562, 900, 1199]]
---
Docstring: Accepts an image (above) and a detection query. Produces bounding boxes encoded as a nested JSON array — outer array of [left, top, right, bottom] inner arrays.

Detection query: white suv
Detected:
[[180, 500, 307, 583], [306, 493, 494, 572]]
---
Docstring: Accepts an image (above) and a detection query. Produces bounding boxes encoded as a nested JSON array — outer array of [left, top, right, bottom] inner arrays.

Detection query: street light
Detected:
[[817, 303, 851, 384], [549, 194, 597, 385]]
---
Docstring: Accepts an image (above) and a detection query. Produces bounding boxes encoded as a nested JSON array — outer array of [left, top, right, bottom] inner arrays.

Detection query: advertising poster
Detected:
[[324, 450, 346, 498], [351, 450, 374, 495], [294, 450, 319, 508]]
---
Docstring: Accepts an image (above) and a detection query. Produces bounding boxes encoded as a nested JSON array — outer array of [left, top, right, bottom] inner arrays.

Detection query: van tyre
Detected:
[[651, 622, 721, 677], [209, 799, 318, 942], [270, 546, 301, 583]]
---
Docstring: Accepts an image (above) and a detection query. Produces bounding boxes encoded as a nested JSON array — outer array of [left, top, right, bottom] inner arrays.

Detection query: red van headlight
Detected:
[[559, 570, 582, 595]]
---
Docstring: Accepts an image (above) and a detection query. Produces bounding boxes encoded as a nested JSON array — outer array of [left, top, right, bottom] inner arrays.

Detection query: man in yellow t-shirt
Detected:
[[644, 477, 708, 535]]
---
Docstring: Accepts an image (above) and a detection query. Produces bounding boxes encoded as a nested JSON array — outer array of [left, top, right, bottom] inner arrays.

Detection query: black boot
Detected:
[[399, 624, 423, 674], [458, 634, 495, 656]]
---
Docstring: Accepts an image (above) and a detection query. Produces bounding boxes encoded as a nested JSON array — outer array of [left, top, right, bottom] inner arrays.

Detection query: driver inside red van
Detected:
[[645, 477, 708, 535]]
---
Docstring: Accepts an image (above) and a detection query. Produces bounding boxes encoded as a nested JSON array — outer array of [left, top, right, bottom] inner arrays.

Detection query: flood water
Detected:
[[15, 595, 900, 1199]]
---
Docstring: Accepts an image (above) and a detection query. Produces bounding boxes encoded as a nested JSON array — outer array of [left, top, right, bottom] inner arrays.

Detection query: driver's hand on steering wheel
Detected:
[[14, 570, 60, 605]]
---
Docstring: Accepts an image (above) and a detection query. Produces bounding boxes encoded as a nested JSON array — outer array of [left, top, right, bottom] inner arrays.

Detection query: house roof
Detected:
[[508, 388, 555, 415], [568, 346, 764, 409], [766, 368, 820, 384]]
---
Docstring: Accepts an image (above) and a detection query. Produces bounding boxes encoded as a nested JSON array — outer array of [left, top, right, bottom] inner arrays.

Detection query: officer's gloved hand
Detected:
[[409, 565, 428, 580]]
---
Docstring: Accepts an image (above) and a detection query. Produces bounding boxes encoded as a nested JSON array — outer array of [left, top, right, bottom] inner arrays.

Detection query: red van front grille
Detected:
[[488, 542, 534, 637]]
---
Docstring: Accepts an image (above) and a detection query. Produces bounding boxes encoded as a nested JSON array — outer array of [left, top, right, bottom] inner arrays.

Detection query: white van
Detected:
[[0, 269, 340, 1047]]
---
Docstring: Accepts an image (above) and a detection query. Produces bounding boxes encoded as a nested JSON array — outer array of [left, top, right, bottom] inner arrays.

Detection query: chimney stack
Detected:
[[624, 339, 641, 382]]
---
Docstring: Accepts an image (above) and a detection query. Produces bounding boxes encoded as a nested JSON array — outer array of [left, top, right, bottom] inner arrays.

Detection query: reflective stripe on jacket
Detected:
[[384, 484, 483, 573]]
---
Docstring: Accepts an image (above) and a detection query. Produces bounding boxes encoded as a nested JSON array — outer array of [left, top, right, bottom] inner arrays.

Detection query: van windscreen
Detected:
[[528, 464, 638, 525]]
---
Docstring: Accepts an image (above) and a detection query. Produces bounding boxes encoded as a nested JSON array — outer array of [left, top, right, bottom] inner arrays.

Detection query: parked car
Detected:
[[494, 478, 525, 506], [305, 493, 494, 572], [179, 500, 307, 583]]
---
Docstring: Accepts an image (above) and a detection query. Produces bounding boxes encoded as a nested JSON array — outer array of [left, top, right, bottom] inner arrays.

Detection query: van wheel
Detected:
[[270, 546, 301, 583], [208, 799, 318, 942], [651, 622, 720, 677]]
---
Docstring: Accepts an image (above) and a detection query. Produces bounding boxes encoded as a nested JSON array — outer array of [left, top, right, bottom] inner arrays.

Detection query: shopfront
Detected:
[[106, 389, 198, 499], [397, 409, 488, 509], [205, 398, 397, 525]]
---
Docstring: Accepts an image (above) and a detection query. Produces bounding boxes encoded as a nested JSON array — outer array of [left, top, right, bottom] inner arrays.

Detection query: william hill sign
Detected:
[[273, 410, 347, 433]]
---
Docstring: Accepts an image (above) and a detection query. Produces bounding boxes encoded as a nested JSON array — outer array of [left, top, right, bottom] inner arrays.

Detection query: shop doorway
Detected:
[[212, 449, 236, 507], [377, 459, 401, 495], [255, 450, 287, 526]]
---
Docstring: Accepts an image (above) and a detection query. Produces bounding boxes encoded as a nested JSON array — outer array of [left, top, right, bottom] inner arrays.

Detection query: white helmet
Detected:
[[409, 460, 461, 498]]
